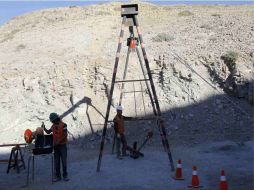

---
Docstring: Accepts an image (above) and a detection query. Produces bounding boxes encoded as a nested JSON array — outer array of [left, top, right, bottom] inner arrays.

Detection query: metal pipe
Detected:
[[136, 46, 157, 116], [119, 47, 131, 105], [133, 82, 137, 117]]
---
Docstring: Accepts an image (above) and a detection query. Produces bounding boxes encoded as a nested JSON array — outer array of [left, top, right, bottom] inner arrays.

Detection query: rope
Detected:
[[136, 53, 148, 116], [140, 81, 147, 116], [169, 76, 198, 103], [133, 82, 138, 117]]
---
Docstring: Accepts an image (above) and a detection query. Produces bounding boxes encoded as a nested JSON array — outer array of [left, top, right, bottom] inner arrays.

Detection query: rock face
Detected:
[[202, 51, 254, 103], [0, 2, 253, 143]]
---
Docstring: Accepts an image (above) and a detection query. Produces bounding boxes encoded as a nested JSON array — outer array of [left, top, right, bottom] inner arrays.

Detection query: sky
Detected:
[[0, 1, 105, 26], [0, 0, 253, 26]]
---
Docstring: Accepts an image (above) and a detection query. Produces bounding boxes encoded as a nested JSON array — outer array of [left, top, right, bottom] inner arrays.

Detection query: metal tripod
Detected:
[[96, 4, 174, 172]]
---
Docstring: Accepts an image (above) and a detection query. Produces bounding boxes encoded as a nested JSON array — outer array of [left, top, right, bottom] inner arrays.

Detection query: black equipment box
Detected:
[[33, 135, 53, 155], [121, 4, 138, 17]]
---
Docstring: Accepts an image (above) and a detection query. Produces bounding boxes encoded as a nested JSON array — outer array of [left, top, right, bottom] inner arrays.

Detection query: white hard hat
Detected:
[[116, 105, 123, 111]]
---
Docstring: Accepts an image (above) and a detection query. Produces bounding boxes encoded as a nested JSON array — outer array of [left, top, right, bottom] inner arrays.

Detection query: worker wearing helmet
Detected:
[[113, 105, 133, 159], [43, 113, 69, 182]]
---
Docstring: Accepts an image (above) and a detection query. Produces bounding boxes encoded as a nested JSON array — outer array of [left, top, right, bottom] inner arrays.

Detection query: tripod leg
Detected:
[[96, 16, 127, 172], [159, 120, 175, 171], [134, 15, 175, 171]]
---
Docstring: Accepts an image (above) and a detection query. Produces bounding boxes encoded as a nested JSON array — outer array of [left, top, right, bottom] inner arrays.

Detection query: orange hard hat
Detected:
[[24, 129, 33, 143]]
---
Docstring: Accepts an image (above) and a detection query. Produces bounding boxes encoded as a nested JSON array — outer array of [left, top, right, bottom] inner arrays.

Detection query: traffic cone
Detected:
[[188, 166, 203, 188], [220, 170, 228, 190], [172, 160, 184, 180]]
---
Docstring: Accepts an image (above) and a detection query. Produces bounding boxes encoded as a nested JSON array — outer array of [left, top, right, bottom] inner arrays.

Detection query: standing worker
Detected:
[[113, 105, 132, 159], [43, 113, 69, 182]]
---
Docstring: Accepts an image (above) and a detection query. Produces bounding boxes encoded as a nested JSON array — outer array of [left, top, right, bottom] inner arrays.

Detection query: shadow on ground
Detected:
[[0, 90, 253, 190]]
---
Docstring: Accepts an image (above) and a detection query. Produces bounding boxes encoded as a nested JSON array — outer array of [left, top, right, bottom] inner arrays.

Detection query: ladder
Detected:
[[96, 4, 175, 172]]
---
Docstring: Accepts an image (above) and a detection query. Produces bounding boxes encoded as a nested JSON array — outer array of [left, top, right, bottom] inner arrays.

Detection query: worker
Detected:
[[43, 113, 69, 182], [113, 105, 132, 159]]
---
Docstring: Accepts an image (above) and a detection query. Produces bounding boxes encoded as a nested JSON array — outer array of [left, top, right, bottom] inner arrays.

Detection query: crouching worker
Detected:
[[43, 113, 69, 182], [113, 105, 133, 159]]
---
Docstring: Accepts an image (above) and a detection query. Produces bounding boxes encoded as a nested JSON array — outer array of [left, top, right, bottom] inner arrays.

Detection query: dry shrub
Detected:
[[152, 33, 174, 42], [178, 10, 193, 16]]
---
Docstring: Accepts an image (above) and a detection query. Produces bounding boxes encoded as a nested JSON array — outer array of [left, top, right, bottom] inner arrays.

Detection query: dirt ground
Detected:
[[0, 139, 253, 190]]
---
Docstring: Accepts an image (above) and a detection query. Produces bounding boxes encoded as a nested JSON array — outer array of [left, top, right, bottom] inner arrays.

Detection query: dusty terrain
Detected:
[[0, 2, 253, 190]]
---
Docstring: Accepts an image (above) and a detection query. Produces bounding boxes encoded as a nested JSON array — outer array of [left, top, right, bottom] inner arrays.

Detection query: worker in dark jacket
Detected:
[[113, 105, 132, 159], [43, 113, 69, 182]]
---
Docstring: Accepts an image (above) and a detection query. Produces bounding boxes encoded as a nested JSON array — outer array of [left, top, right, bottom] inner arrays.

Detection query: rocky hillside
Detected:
[[0, 2, 253, 144]]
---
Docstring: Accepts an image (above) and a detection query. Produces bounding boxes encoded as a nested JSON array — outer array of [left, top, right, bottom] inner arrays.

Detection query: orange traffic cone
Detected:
[[172, 160, 184, 180], [188, 166, 203, 188], [220, 170, 228, 190], [130, 38, 135, 49]]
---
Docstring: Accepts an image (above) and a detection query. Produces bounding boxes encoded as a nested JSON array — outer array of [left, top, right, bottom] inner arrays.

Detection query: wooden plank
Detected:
[[0, 143, 26, 147]]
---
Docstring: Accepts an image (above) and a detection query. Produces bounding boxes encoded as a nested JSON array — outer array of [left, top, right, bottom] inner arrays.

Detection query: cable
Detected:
[[169, 75, 198, 103]]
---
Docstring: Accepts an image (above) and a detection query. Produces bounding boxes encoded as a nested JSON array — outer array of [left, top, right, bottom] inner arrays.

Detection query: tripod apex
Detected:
[[121, 4, 138, 17]]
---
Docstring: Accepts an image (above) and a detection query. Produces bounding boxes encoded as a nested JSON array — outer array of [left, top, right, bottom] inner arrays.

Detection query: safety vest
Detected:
[[113, 115, 124, 134], [51, 121, 67, 145]]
